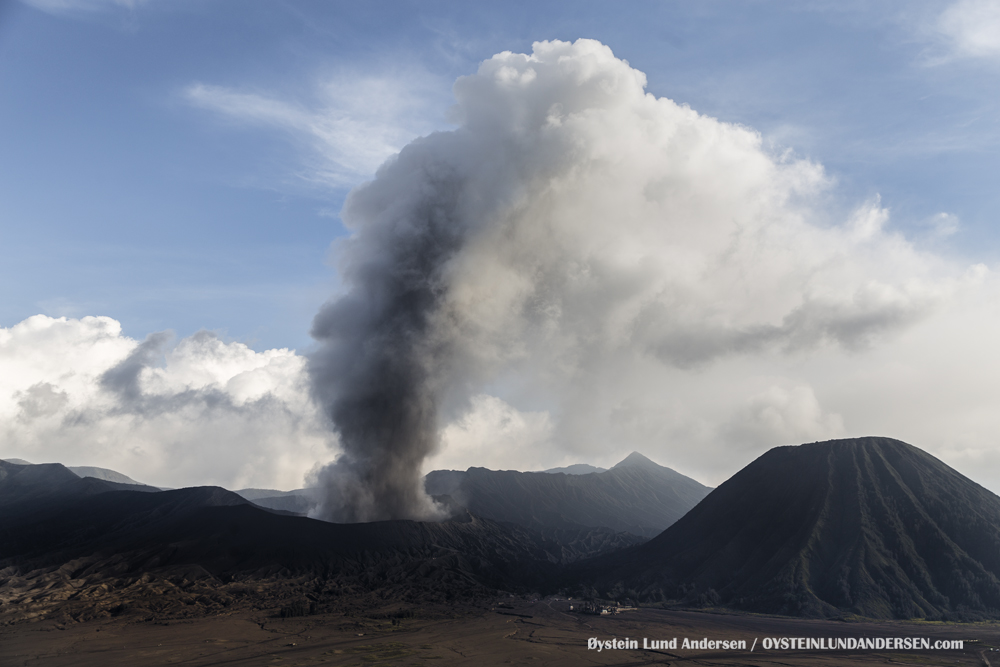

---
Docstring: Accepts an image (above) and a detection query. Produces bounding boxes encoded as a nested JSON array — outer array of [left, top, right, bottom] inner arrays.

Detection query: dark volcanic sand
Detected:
[[2, 599, 998, 666]]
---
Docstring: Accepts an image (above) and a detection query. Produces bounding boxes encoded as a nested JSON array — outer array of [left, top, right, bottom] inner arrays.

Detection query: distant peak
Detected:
[[1, 458, 32, 465], [612, 452, 660, 469], [68, 465, 143, 486]]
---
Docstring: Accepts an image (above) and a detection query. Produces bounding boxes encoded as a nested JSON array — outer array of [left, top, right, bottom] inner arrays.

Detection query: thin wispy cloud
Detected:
[[937, 0, 1000, 60], [19, 0, 141, 14], [185, 71, 449, 187]]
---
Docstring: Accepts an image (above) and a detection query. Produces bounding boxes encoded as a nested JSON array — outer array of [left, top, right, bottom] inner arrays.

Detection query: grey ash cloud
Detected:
[[307, 136, 504, 522], [304, 40, 963, 521]]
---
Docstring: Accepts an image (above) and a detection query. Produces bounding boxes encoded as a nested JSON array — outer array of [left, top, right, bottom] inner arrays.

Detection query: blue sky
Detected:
[[4, 0, 1000, 490], [3, 0, 998, 352]]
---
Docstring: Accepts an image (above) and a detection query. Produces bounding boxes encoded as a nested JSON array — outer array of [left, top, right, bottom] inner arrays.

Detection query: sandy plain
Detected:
[[2, 598, 999, 667]]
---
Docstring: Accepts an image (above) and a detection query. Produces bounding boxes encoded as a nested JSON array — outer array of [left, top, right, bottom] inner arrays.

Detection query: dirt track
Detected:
[[2, 599, 998, 666]]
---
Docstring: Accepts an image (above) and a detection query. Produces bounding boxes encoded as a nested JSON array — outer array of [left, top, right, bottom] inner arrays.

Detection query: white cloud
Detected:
[[938, 0, 1000, 60], [722, 385, 845, 451], [12, 38, 1000, 501], [426, 394, 553, 473], [0, 315, 331, 490], [185, 70, 447, 186], [309, 38, 1000, 493]]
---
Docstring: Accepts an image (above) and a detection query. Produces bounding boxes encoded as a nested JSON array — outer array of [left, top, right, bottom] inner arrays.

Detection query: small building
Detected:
[[575, 601, 631, 615]]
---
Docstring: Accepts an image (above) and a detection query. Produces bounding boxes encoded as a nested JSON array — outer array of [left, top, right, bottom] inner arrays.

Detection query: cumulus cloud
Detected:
[[14, 38, 1000, 507], [305, 38, 994, 520], [722, 385, 845, 451], [0, 315, 330, 490]]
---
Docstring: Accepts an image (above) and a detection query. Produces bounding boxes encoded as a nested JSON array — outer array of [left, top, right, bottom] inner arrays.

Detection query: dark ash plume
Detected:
[[308, 148, 481, 523]]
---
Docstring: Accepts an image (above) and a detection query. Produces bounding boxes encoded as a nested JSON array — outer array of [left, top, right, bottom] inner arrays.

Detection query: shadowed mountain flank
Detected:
[[587, 437, 1000, 620], [9, 439, 1000, 625], [425, 452, 711, 538], [0, 459, 563, 623], [0, 459, 158, 509]]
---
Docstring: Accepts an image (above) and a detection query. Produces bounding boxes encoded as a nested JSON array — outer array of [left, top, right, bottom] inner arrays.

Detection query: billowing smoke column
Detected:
[[306, 45, 566, 522], [308, 39, 948, 522], [306, 96, 520, 522], [307, 145, 477, 522]]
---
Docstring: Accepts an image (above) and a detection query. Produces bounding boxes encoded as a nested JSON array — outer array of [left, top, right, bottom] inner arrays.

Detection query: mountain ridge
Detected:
[[585, 437, 1000, 620], [0, 464, 563, 623], [425, 452, 711, 538]]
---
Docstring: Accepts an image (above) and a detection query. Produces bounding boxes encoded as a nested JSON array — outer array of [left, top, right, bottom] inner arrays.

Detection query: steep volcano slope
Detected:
[[426, 452, 710, 538], [591, 437, 1000, 620]]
